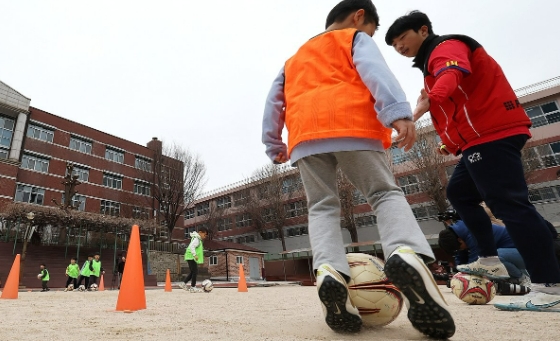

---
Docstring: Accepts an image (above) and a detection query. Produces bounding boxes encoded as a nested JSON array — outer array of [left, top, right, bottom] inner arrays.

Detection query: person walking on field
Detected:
[[180, 229, 206, 293]]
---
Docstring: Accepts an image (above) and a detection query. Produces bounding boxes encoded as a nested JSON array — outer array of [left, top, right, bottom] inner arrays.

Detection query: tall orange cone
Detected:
[[164, 269, 172, 292], [237, 264, 248, 292], [1, 254, 21, 299], [115, 225, 146, 311], [98, 274, 105, 291]]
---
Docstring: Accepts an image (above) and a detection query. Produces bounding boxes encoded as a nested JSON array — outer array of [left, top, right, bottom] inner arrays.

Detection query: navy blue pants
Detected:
[[447, 134, 560, 283]]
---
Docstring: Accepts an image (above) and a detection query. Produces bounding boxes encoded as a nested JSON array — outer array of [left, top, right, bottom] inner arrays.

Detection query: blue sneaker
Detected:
[[316, 264, 362, 333], [494, 291, 560, 312]]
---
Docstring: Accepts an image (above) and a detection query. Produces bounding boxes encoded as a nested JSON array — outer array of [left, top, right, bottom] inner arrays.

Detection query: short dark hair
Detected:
[[40, 263, 46, 267], [438, 228, 460, 256], [325, 0, 380, 30], [384, 10, 434, 45], [71, 257, 76, 261]]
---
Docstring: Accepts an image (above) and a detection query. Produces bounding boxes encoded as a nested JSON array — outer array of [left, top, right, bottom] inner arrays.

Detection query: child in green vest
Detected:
[[76, 255, 93, 291], [38, 263, 50, 292], [89, 252, 105, 290], [180, 229, 207, 292], [64, 257, 80, 291]]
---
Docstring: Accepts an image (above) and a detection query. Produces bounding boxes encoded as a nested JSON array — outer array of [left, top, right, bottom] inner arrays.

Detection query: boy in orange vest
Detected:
[[262, 1, 454, 338]]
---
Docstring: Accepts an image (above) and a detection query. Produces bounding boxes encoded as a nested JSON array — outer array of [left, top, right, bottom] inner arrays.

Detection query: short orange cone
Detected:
[[1, 254, 21, 299], [164, 269, 172, 292], [115, 225, 146, 311], [237, 264, 248, 292], [98, 274, 105, 291]]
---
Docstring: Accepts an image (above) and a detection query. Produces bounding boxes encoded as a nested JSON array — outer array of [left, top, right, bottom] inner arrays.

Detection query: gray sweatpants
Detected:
[[297, 150, 435, 278]]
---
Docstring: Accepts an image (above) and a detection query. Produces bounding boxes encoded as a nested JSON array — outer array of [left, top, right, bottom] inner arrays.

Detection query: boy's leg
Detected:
[[65, 276, 72, 288], [84, 276, 90, 289], [497, 248, 526, 280], [298, 153, 361, 333], [336, 150, 434, 259], [190, 262, 198, 288], [41, 280, 47, 291], [336, 150, 454, 339], [460, 135, 560, 284], [73, 277, 78, 288]]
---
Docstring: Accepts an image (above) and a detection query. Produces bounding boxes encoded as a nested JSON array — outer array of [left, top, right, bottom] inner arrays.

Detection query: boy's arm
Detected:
[[262, 67, 288, 163], [352, 32, 413, 127], [190, 238, 200, 258]]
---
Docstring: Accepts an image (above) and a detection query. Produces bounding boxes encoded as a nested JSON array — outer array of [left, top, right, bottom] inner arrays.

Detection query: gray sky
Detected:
[[1, 1, 559, 192]]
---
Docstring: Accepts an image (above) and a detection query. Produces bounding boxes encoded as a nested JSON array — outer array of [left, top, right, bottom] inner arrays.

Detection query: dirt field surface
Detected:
[[1, 285, 559, 341]]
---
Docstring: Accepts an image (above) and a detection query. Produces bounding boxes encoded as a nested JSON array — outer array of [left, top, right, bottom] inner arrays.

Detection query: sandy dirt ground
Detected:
[[0, 285, 559, 341]]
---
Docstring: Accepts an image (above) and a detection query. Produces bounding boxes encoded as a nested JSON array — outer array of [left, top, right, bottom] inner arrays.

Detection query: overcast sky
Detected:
[[1, 1, 559, 193]]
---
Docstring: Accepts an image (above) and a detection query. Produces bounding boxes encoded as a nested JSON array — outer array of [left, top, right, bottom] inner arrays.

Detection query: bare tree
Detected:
[[149, 142, 207, 234], [242, 164, 301, 251], [387, 126, 451, 215], [203, 201, 227, 241], [337, 170, 359, 245]]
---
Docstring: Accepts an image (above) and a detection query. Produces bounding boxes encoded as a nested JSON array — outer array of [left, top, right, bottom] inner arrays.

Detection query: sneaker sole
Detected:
[[385, 254, 455, 339], [456, 268, 509, 281], [318, 276, 362, 333]]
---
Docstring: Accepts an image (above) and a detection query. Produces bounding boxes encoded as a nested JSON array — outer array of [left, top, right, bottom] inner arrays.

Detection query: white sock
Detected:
[[478, 256, 501, 266]]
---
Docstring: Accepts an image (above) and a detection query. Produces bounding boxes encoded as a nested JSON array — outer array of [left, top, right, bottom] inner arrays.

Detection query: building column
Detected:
[[9, 112, 28, 161]]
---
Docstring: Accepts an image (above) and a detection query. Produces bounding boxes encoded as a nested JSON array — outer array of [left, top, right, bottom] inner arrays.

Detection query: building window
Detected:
[[284, 200, 307, 217], [217, 217, 232, 231], [397, 175, 420, 195], [21, 154, 49, 173], [353, 189, 367, 205], [0, 116, 15, 157], [105, 147, 124, 163], [235, 213, 252, 228], [100, 200, 120, 216], [196, 202, 210, 216], [134, 181, 151, 196], [61, 193, 86, 211], [69, 136, 92, 154], [287, 226, 308, 237], [355, 215, 377, 227], [15, 184, 45, 205], [135, 156, 152, 171], [529, 186, 560, 203], [209, 256, 218, 266], [526, 101, 560, 128], [103, 173, 123, 189], [67, 165, 89, 182], [233, 190, 249, 206], [411, 205, 438, 220], [262, 207, 274, 222], [184, 208, 195, 220], [261, 230, 279, 240], [389, 145, 407, 165], [282, 176, 303, 193], [132, 206, 149, 219], [236, 256, 244, 264], [26, 124, 54, 143], [524, 142, 560, 169], [216, 196, 232, 209]]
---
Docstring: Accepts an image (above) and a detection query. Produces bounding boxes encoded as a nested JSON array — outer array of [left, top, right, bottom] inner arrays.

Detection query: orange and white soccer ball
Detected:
[[346, 253, 403, 327], [450, 272, 496, 305]]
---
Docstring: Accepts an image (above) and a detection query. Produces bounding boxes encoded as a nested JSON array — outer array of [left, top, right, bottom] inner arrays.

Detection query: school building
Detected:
[[183, 76, 560, 257]]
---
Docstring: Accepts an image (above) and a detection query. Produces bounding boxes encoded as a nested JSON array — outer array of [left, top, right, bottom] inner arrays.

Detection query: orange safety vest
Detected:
[[284, 28, 392, 157]]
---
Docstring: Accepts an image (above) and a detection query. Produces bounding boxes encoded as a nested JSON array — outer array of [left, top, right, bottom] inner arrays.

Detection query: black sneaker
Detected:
[[316, 264, 362, 333], [385, 246, 455, 339]]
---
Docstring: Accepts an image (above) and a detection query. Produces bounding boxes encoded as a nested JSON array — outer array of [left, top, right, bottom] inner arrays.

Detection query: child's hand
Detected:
[[413, 89, 430, 122], [273, 152, 287, 164], [392, 119, 417, 152], [194, 255, 199, 261]]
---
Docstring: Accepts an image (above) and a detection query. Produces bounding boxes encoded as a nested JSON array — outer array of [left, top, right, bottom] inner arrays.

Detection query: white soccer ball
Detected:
[[90, 283, 98, 291], [37, 274, 42, 279], [78, 285, 86, 292], [202, 279, 213, 293], [450, 272, 496, 305], [346, 253, 403, 327], [67, 284, 74, 291]]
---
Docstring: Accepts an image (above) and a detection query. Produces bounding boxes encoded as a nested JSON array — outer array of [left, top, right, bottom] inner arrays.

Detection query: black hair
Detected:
[[438, 228, 460, 256], [384, 10, 434, 45], [40, 263, 46, 267], [71, 257, 76, 261], [88, 254, 94, 258], [325, 0, 380, 30], [94, 252, 100, 256]]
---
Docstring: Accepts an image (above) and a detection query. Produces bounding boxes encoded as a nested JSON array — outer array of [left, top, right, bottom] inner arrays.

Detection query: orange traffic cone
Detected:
[[237, 264, 248, 292], [164, 269, 172, 292], [98, 274, 105, 291], [1, 254, 21, 299], [115, 225, 146, 311]]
